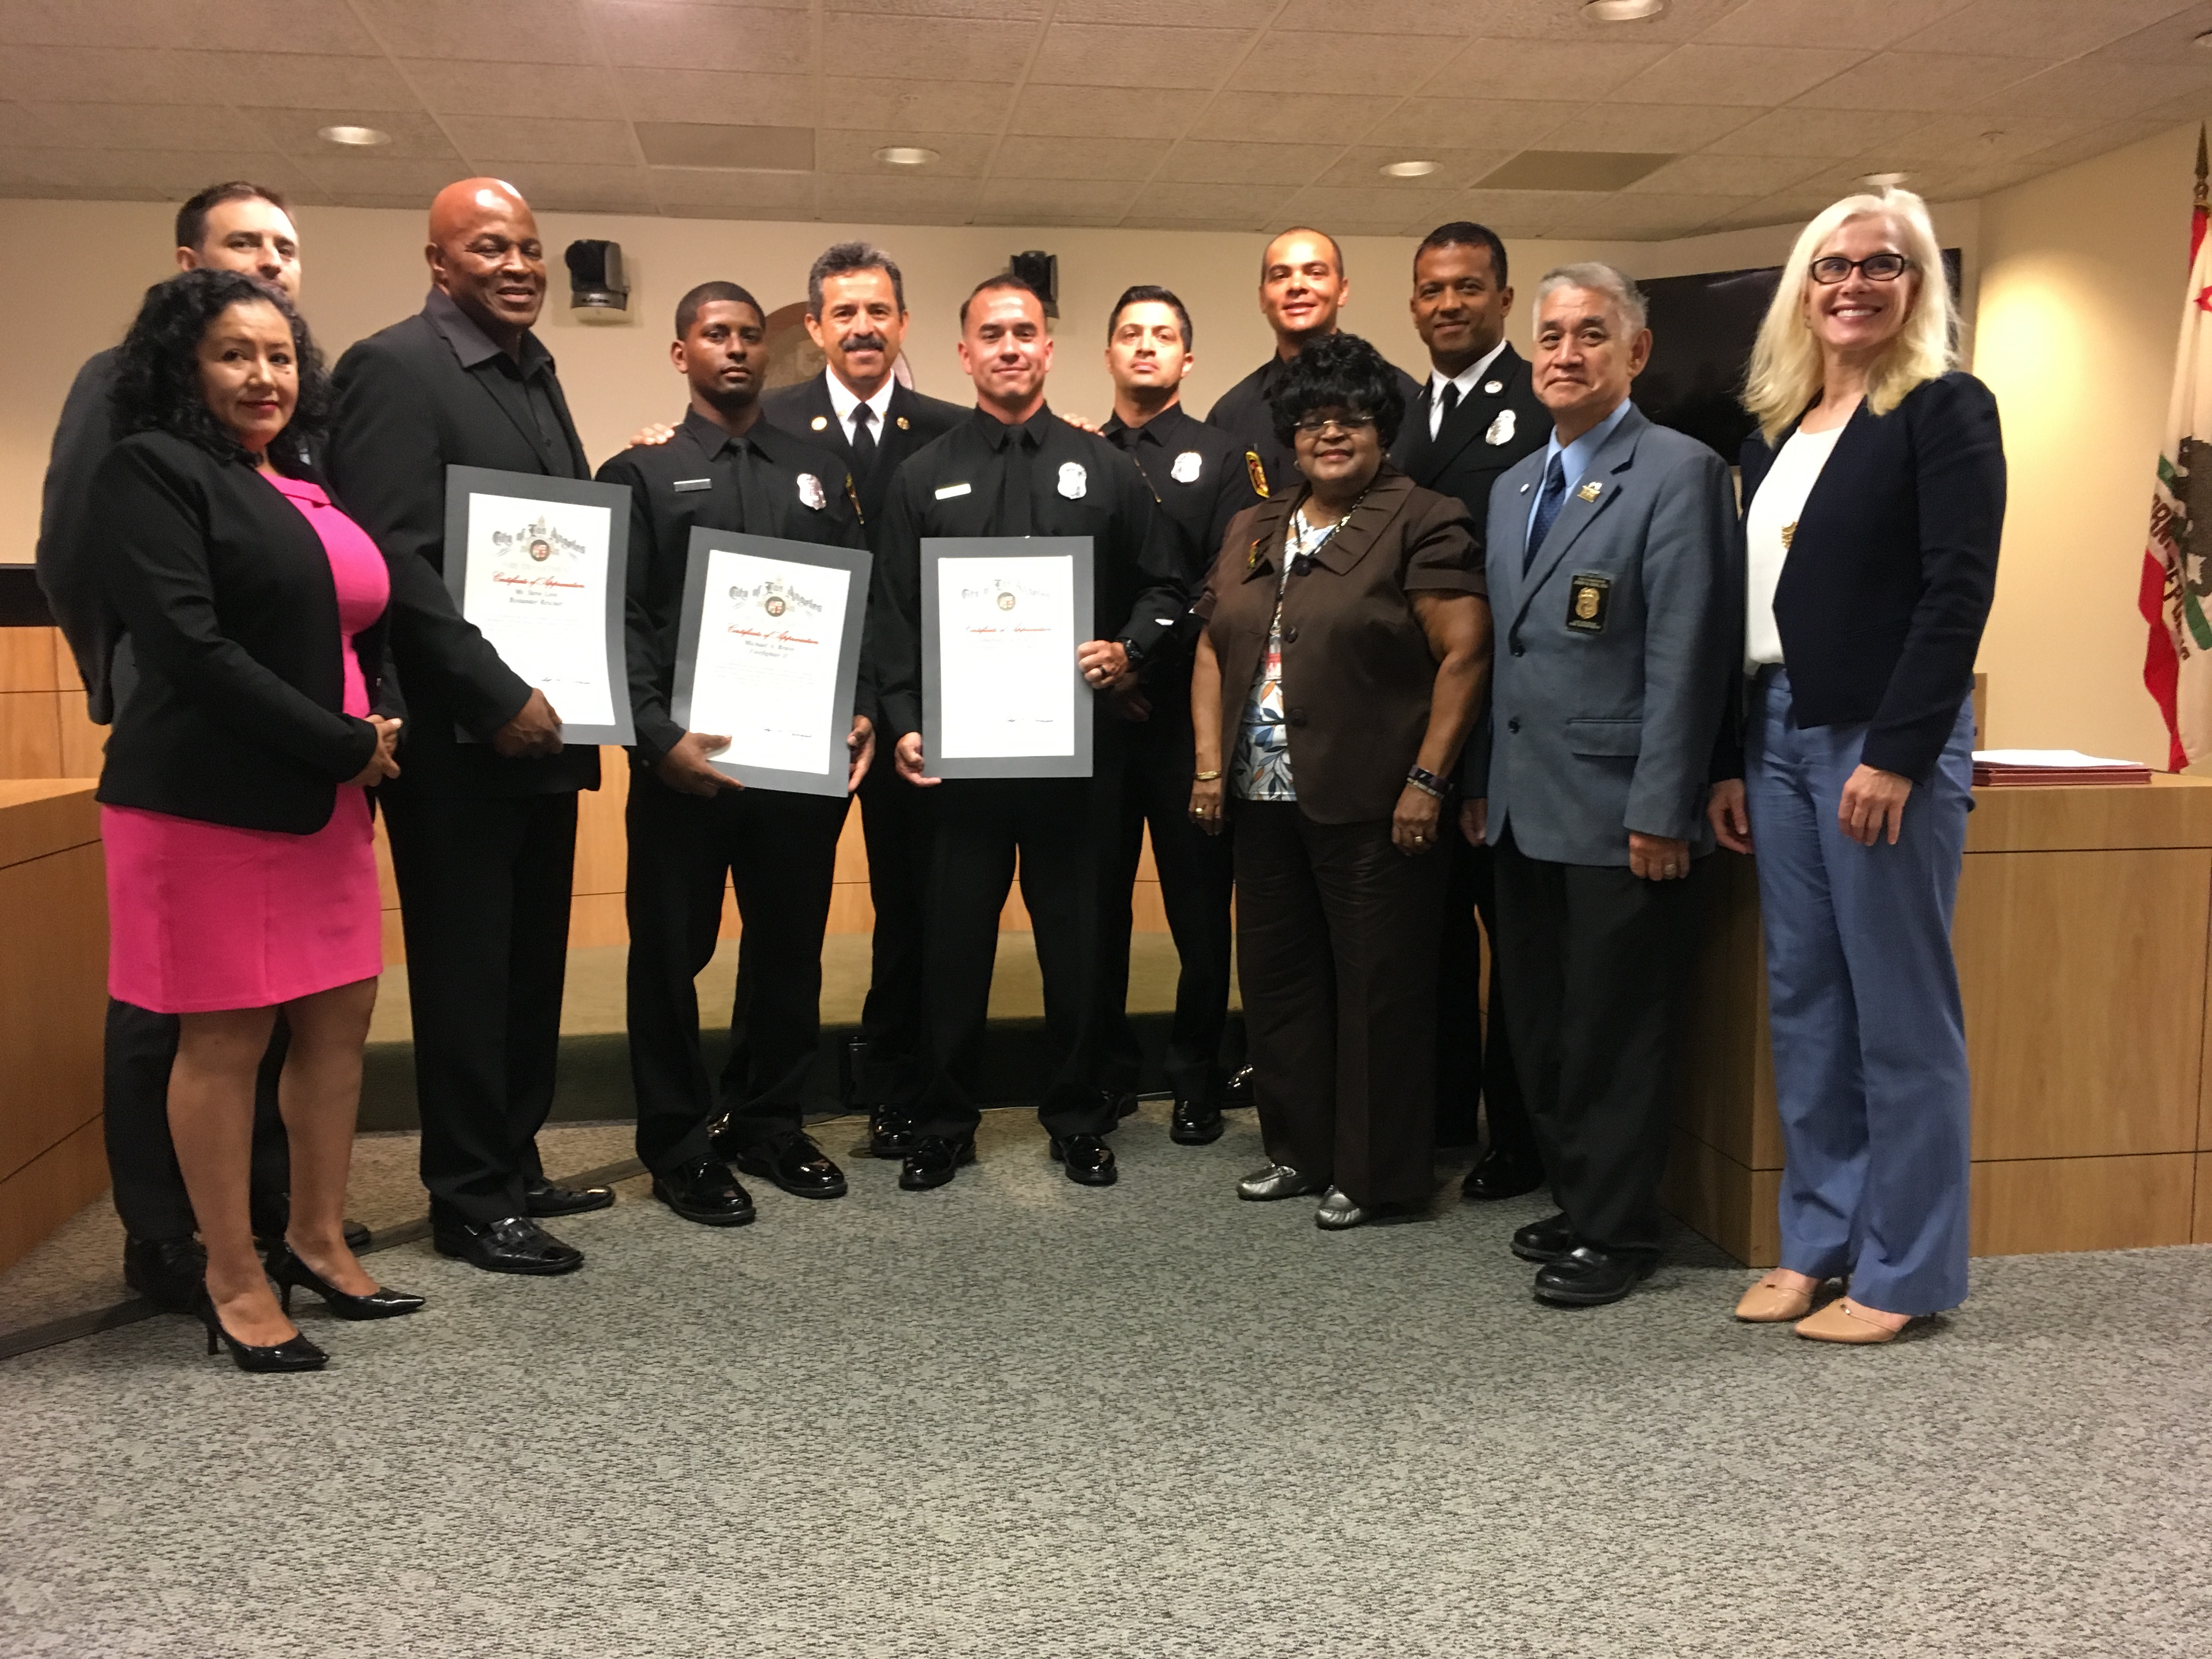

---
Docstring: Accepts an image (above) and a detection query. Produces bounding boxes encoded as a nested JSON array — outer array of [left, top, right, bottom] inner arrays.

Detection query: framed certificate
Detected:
[[442, 465, 635, 746], [669, 529, 872, 798], [922, 537, 1093, 780]]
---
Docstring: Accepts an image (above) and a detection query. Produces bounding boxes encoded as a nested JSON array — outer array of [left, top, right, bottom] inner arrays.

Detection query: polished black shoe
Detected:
[[123, 1235, 208, 1313], [1169, 1097, 1224, 1145], [1049, 1133, 1119, 1187], [1222, 1063, 1256, 1110], [523, 1175, 615, 1217], [1462, 1148, 1546, 1202], [1533, 1246, 1656, 1307], [432, 1215, 584, 1275], [899, 1134, 976, 1191], [1510, 1212, 1577, 1265], [868, 1109, 921, 1159], [651, 1158, 756, 1227], [264, 1242, 425, 1320], [732, 1134, 848, 1200], [195, 1290, 327, 1373]]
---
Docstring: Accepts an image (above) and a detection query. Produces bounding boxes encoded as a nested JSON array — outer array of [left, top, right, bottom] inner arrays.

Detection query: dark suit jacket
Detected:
[[91, 432, 388, 834], [1729, 371, 2005, 782], [760, 372, 967, 538], [1195, 466, 1480, 825], [1204, 351, 1425, 505], [1389, 345, 1551, 554], [327, 295, 600, 798]]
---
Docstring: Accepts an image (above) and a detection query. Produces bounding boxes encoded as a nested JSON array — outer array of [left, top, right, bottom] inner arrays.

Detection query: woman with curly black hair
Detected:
[[93, 268, 422, 1371], [1188, 332, 1492, 1228]]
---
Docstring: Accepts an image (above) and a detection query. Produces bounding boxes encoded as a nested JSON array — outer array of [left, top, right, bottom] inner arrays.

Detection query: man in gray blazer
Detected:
[[1462, 262, 1736, 1307]]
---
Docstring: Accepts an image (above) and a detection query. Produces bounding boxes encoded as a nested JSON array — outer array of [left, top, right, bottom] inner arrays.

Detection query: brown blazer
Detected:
[[1195, 465, 1483, 825]]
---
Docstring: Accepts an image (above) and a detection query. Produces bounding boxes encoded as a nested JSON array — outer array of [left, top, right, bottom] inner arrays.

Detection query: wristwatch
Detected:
[[1405, 765, 1447, 799]]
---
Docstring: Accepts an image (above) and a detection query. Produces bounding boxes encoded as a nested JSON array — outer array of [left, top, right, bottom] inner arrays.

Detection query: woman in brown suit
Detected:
[[1190, 333, 1491, 1228]]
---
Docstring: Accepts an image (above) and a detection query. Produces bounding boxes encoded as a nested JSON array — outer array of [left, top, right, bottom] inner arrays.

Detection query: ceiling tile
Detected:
[[1704, 106, 1878, 158], [0, 46, 196, 104], [1031, 24, 1250, 88], [1358, 98, 1584, 151], [974, 177, 1143, 217], [1267, 0, 1491, 37], [20, 145, 321, 196], [614, 67, 816, 125], [1699, 0, 1972, 50], [1183, 91, 1400, 144], [819, 77, 1014, 134], [349, 0, 599, 65], [242, 108, 461, 162], [989, 134, 1173, 183], [1612, 43, 1868, 106], [1465, 0, 1751, 45], [185, 0, 390, 52], [0, 0, 196, 46], [1454, 188, 1616, 236], [1054, 0, 1279, 21], [482, 161, 657, 211], [815, 175, 980, 219], [167, 51, 424, 110], [1120, 181, 1289, 223], [1545, 100, 1762, 152], [586, 2, 813, 73], [827, 0, 1045, 17], [1317, 148, 1517, 191], [1792, 50, 2039, 111], [1271, 184, 1453, 235], [647, 166, 816, 208], [1624, 151, 1831, 197], [1479, 150, 1675, 191], [1155, 139, 1341, 187], [1862, 114, 2107, 171], [1548, 191, 1743, 240], [1968, 53, 2212, 120], [817, 14, 1035, 81], [1421, 37, 1674, 101], [2101, 7, 2212, 62], [2138, 84, 2212, 123], [1004, 84, 1190, 140], [814, 129, 998, 176], [2011, 120, 2182, 176], [291, 154, 478, 201], [10, 100, 271, 152], [1894, 0, 2193, 60], [441, 116, 637, 168], [1229, 30, 1446, 97], [399, 60, 627, 119]]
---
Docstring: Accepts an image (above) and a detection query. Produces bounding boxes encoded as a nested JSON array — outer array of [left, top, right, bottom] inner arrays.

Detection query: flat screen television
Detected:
[[1632, 248, 1962, 460]]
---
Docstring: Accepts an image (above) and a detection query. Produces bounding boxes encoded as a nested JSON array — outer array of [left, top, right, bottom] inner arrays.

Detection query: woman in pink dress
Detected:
[[94, 269, 424, 1372]]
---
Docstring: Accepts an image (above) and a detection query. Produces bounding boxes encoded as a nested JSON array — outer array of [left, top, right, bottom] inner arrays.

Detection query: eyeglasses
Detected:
[[1293, 412, 1377, 436], [1808, 253, 1911, 285]]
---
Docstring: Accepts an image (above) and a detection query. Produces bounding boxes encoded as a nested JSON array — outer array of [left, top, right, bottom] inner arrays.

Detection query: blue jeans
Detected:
[[1745, 669, 1975, 1314]]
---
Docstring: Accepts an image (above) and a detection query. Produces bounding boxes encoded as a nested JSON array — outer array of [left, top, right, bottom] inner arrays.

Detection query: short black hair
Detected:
[[1263, 226, 1343, 279], [1107, 284, 1193, 351], [174, 181, 291, 255], [1414, 221, 1509, 289], [960, 273, 1045, 329], [111, 269, 328, 471], [1267, 332, 1407, 450], [808, 241, 905, 317], [674, 280, 764, 338]]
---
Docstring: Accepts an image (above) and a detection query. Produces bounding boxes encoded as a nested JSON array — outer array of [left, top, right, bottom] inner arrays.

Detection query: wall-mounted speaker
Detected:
[[1009, 250, 1057, 318], [565, 239, 630, 324]]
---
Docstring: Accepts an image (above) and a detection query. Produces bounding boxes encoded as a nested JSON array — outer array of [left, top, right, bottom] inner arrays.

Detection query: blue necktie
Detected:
[[1527, 453, 1567, 573]]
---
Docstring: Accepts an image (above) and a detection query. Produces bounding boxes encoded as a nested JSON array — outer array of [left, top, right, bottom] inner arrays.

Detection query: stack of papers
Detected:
[[1971, 749, 2154, 786]]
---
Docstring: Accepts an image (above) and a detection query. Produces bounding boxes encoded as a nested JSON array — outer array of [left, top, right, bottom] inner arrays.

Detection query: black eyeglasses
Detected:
[[1809, 253, 1912, 285], [1293, 412, 1377, 435]]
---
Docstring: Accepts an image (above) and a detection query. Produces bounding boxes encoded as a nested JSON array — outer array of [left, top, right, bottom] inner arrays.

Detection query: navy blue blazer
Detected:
[[1730, 370, 2004, 782]]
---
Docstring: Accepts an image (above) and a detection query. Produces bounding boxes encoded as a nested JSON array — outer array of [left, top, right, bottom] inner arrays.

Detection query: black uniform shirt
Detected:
[[871, 404, 1189, 745], [424, 287, 576, 478], [596, 407, 864, 764]]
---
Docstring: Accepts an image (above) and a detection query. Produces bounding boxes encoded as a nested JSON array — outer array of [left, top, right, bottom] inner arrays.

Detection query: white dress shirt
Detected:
[[1743, 425, 1843, 669], [825, 371, 895, 446], [1426, 338, 1510, 439]]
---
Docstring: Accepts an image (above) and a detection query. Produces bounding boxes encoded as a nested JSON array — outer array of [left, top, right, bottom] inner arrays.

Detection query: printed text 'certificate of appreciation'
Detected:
[[671, 530, 872, 797], [922, 537, 1093, 779], [442, 466, 634, 746]]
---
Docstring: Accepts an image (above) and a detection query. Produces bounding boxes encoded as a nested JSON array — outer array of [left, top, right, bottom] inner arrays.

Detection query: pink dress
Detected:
[[103, 477, 390, 1013]]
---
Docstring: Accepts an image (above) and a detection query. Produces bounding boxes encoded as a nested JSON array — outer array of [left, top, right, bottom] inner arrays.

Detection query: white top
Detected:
[[825, 370, 895, 446], [1743, 424, 1844, 669], [1426, 338, 1509, 439]]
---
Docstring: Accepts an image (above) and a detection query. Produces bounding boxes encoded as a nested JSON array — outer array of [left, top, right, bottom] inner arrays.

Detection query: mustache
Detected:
[[839, 331, 888, 354]]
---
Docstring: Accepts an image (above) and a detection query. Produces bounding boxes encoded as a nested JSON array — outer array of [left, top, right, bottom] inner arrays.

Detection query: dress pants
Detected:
[[1099, 702, 1235, 1103], [103, 1000, 291, 1240], [1234, 801, 1447, 1207], [1492, 827, 1696, 1255], [1433, 833, 1534, 1159], [911, 772, 1117, 1142], [1746, 668, 1974, 1314], [381, 783, 578, 1226], [852, 757, 938, 1109], [625, 769, 847, 1172]]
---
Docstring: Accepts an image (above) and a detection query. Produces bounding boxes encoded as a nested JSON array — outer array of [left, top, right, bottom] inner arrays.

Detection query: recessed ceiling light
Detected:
[[875, 145, 939, 167], [1861, 170, 1909, 188], [1381, 160, 1440, 178], [318, 124, 391, 147], [1584, 0, 1667, 20]]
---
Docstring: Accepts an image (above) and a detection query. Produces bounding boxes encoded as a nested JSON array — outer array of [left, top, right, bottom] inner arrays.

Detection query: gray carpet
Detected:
[[4, 1103, 2210, 1658]]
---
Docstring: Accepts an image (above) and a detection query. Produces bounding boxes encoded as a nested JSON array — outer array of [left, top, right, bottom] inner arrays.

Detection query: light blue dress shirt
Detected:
[[1525, 396, 1634, 549]]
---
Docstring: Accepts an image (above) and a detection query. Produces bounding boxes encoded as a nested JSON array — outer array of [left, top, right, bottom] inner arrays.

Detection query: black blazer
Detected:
[[1732, 371, 2004, 781], [328, 301, 600, 799], [760, 372, 968, 538], [91, 432, 387, 834], [1389, 344, 1551, 554]]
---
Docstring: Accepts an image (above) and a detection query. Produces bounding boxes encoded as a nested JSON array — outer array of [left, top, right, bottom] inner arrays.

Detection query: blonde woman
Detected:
[[1706, 189, 2003, 1344]]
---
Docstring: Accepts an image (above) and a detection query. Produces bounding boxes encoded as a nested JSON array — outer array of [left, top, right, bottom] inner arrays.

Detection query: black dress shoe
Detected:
[[195, 1291, 326, 1374], [733, 1135, 848, 1200], [1462, 1148, 1545, 1201], [123, 1236, 208, 1313], [432, 1215, 584, 1276], [651, 1158, 756, 1227], [900, 1134, 975, 1190], [1222, 1064, 1256, 1109], [868, 1109, 921, 1160], [264, 1242, 425, 1320], [1170, 1097, 1224, 1145], [1533, 1245, 1656, 1307], [523, 1175, 615, 1217], [1511, 1212, 1577, 1264], [1049, 1133, 1119, 1187]]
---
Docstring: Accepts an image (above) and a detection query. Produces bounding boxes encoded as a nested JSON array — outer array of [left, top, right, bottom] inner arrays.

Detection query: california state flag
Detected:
[[2145, 127, 2212, 771]]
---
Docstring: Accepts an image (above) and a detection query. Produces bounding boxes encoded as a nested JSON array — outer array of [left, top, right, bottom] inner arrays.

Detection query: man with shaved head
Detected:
[[329, 178, 608, 1277]]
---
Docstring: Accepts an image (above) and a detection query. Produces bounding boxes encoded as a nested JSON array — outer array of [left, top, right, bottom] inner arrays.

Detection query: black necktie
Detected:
[[850, 400, 878, 478], [1000, 427, 1034, 536], [1435, 381, 1460, 440], [1527, 453, 1567, 573]]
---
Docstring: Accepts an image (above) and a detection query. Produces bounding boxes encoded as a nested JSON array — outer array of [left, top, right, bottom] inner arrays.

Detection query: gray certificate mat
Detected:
[[670, 528, 873, 798], [922, 536, 1094, 780], [442, 465, 635, 747]]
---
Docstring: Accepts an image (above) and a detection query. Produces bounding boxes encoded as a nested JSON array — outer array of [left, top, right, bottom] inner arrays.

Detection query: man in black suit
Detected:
[[759, 242, 965, 1155], [1389, 221, 1552, 1203], [328, 178, 608, 1277], [1096, 285, 1259, 1145], [1204, 227, 1421, 502], [599, 281, 876, 1227]]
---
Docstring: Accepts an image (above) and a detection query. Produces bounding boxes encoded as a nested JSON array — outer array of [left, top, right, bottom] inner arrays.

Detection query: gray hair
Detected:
[[806, 240, 905, 318], [1536, 262, 1648, 333]]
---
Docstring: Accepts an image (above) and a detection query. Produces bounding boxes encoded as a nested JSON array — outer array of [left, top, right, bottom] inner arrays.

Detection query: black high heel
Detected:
[[264, 1242, 425, 1321], [194, 1289, 327, 1373]]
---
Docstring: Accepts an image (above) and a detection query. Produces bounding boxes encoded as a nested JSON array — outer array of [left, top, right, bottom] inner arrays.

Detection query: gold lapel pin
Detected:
[[1576, 481, 1603, 503], [811, 415, 828, 431], [896, 415, 910, 430]]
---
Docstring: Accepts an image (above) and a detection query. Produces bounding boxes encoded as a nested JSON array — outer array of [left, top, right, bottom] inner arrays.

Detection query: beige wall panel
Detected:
[[0, 1115, 109, 1277], [1970, 1155, 2197, 1256], [0, 843, 106, 1187]]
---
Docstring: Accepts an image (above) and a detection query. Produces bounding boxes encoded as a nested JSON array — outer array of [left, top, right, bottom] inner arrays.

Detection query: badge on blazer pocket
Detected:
[[1565, 572, 1611, 633]]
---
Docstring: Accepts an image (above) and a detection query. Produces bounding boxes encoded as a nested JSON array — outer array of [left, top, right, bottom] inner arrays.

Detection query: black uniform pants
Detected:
[[912, 773, 1116, 1142], [103, 1000, 291, 1242], [1491, 828, 1696, 1256], [853, 757, 938, 1109], [1234, 802, 1447, 1207], [381, 785, 577, 1226], [1100, 705, 1235, 1103], [625, 770, 847, 1172], [1435, 833, 1537, 1159]]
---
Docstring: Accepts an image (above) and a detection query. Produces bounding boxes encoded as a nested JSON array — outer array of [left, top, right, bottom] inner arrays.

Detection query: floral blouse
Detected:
[[1231, 507, 1340, 802]]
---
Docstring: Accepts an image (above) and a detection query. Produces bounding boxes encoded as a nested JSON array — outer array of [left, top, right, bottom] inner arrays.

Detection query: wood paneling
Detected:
[[1673, 851, 1779, 1170], [0, 778, 99, 867], [1965, 774, 2212, 853], [568, 890, 628, 950], [1661, 1128, 1780, 1267], [0, 1114, 109, 1277], [571, 758, 629, 898], [56, 689, 103, 777], [0, 690, 63, 778], [1970, 1155, 2197, 1256], [2194, 1153, 2212, 1245], [0, 840, 106, 1184], [0, 627, 65, 692]]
